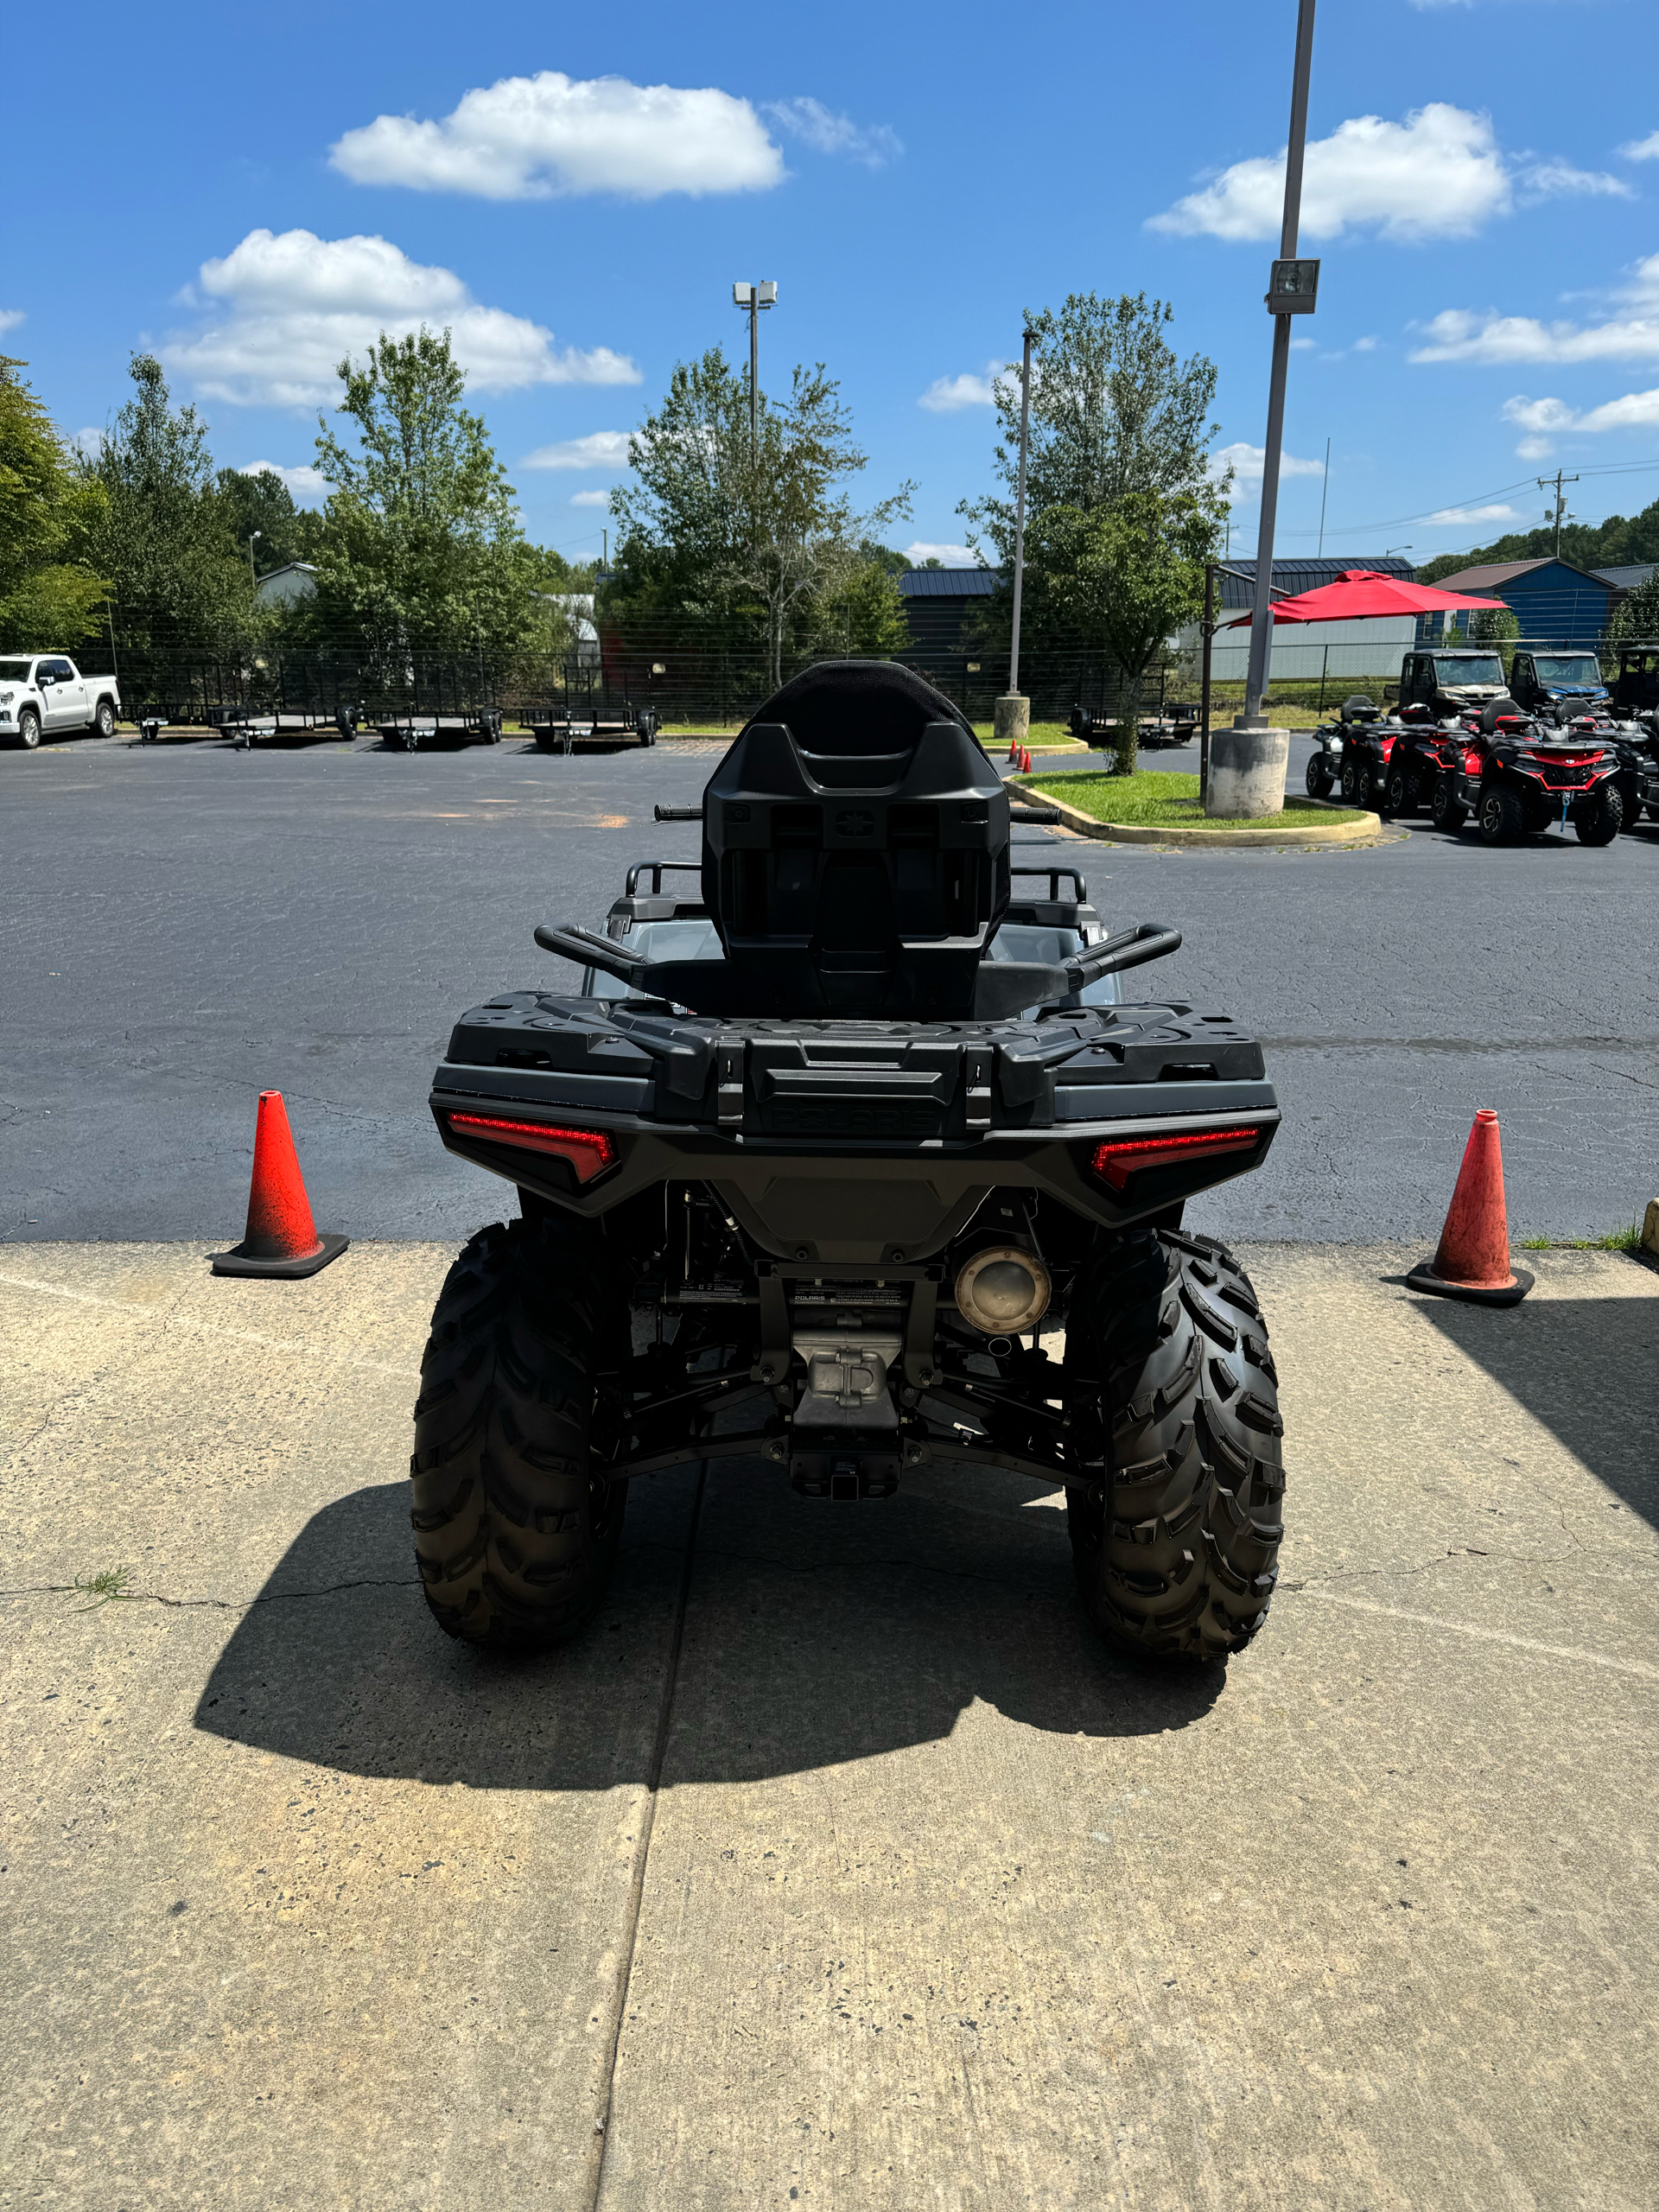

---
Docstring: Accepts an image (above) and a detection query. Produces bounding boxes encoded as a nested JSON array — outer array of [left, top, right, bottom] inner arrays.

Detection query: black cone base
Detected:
[[210, 1232, 350, 1280], [1405, 1259, 1533, 1307]]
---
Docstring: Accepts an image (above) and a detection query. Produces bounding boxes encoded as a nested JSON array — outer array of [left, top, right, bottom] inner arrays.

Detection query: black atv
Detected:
[[1305, 694, 1385, 800], [412, 664, 1286, 1666], [1431, 702, 1625, 845]]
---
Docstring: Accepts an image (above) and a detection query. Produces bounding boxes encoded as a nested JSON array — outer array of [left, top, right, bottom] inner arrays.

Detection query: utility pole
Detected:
[[1316, 435, 1331, 558], [1199, 562, 1216, 804], [732, 281, 778, 457], [1214, 0, 1319, 818], [1537, 469, 1578, 557], [995, 330, 1036, 760]]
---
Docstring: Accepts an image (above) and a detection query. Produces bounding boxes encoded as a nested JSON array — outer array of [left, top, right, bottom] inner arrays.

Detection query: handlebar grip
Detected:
[[653, 804, 703, 822], [1009, 804, 1061, 823]]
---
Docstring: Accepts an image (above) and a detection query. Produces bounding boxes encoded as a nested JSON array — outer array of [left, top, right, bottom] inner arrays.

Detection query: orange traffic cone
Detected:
[[1021, 746, 1033, 772], [210, 1091, 349, 1279], [1406, 1109, 1531, 1306]]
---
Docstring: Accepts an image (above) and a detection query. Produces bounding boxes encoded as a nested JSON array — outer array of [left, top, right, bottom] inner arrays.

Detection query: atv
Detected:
[[1305, 694, 1388, 801], [1374, 704, 1451, 817], [412, 664, 1286, 1666], [1430, 702, 1625, 845]]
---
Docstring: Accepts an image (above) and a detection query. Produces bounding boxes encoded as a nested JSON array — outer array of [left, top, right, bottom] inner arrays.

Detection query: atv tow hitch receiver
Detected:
[[415, 661, 1286, 1665]]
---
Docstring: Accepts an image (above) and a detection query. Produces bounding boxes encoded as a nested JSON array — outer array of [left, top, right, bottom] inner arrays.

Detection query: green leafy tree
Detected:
[[215, 467, 324, 576], [81, 354, 249, 653], [610, 346, 912, 690], [1032, 490, 1216, 771], [1417, 494, 1659, 585], [959, 293, 1225, 563], [1609, 571, 1659, 643], [0, 356, 111, 647], [308, 328, 537, 679]]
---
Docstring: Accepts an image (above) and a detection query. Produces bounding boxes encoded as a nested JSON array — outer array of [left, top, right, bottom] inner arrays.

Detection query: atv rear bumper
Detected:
[[430, 994, 1279, 1262]]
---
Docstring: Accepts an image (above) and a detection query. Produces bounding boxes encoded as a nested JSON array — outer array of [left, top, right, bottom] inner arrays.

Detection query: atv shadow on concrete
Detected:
[[191, 1463, 1228, 1791]]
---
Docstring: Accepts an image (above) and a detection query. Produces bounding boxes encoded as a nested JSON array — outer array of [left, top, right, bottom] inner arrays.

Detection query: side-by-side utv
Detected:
[[411, 664, 1286, 1666]]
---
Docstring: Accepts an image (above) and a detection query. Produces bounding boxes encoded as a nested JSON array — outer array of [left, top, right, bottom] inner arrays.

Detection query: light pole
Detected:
[[732, 281, 778, 456], [995, 330, 1036, 760], [247, 530, 262, 589], [1211, 0, 1319, 818]]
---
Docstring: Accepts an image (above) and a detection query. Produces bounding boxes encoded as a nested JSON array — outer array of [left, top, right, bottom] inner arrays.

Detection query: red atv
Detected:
[[1430, 706, 1625, 846]]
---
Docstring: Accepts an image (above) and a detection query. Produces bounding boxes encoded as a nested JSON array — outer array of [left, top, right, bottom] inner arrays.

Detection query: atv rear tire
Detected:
[[1431, 776, 1467, 833], [1384, 763, 1420, 817], [1478, 785, 1525, 845], [410, 1214, 626, 1652], [1573, 787, 1623, 846], [1066, 1230, 1285, 1662]]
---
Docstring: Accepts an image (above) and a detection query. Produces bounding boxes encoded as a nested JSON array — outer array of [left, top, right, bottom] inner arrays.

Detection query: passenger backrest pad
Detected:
[[700, 712, 1012, 1018]]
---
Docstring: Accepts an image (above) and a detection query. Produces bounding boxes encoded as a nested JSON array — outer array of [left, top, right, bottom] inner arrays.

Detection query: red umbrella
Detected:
[[1224, 569, 1509, 626]]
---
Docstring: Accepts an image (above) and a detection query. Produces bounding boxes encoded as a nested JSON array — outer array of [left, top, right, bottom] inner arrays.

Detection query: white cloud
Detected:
[[1211, 441, 1325, 486], [1150, 104, 1624, 245], [1423, 503, 1523, 526], [1151, 105, 1511, 241], [1412, 251, 1659, 364], [330, 71, 783, 200], [1353, 334, 1378, 352], [0, 308, 25, 334], [1502, 387, 1659, 442], [73, 428, 103, 457], [569, 488, 611, 507], [162, 229, 639, 407], [521, 430, 633, 470], [238, 459, 329, 503], [917, 359, 1018, 412], [1517, 159, 1630, 201], [903, 542, 979, 568], [763, 98, 901, 168], [1618, 130, 1659, 161]]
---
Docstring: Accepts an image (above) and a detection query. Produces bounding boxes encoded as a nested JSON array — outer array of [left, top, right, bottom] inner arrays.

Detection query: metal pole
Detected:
[[1316, 435, 1331, 558], [1242, 0, 1317, 729], [1199, 563, 1215, 804], [1008, 329, 1034, 696], [750, 296, 760, 458]]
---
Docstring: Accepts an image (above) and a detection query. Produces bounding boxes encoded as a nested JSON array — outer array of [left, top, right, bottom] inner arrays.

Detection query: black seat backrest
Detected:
[[698, 662, 1011, 1017]]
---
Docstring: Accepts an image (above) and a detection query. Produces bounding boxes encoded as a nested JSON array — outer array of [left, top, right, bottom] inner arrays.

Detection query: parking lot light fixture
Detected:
[[247, 530, 262, 589]]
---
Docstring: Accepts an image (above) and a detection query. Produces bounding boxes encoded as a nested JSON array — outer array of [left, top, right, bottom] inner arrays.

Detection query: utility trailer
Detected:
[[221, 708, 359, 749], [521, 665, 658, 754], [375, 709, 504, 751]]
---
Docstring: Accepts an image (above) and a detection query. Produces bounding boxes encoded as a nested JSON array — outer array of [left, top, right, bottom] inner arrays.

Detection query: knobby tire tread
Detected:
[[1067, 1230, 1285, 1662], [410, 1215, 626, 1651]]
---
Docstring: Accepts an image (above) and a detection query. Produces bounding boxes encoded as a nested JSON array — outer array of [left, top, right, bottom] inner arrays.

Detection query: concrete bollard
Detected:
[[1206, 724, 1289, 818], [993, 693, 1030, 757]]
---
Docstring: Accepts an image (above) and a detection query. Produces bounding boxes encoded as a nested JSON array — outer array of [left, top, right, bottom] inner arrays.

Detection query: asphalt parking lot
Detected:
[[2, 725, 1654, 1246]]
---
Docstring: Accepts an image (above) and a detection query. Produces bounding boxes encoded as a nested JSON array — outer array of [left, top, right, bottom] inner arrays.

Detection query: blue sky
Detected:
[[5, 0, 1656, 567]]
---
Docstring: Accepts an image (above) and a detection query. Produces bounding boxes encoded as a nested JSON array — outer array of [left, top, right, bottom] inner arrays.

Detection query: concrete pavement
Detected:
[[3, 1239, 1655, 2209]]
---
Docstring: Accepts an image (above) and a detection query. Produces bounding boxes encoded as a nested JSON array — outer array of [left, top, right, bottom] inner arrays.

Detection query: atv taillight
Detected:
[[446, 1113, 617, 1183], [1090, 1126, 1264, 1192]]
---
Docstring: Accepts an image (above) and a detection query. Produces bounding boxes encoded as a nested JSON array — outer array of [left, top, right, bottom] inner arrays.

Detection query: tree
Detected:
[[1032, 491, 1215, 772], [1416, 494, 1659, 585], [1610, 570, 1659, 643], [0, 356, 110, 647], [80, 353, 245, 652], [610, 346, 912, 690], [959, 293, 1226, 565], [215, 467, 324, 575], [308, 327, 536, 675]]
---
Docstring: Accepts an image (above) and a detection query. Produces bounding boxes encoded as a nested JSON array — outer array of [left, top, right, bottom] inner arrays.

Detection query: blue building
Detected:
[[1423, 558, 1617, 649]]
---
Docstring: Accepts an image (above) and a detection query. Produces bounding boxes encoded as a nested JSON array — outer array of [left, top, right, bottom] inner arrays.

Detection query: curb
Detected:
[[1022, 783, 1387, 849]]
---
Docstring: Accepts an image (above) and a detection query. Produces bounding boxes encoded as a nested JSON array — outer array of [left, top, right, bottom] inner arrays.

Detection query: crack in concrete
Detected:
[[0, 1576, 421, 1611]]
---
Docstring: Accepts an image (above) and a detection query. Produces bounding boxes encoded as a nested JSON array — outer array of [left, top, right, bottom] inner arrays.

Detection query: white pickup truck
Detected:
[[0, 655, 122, 747]]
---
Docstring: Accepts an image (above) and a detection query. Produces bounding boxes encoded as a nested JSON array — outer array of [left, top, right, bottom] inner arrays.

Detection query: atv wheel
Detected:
[[1338, 757, 1362, 804], [1431, 776, 1467, 833], [1305, 755, 1333, 798], [1383, 764, 1419, 817], [1066, 1230, 1285, 1663], [1573, 786, 1623, 846], [410, 1213, 626, 1652], [1478, 785, 1525, 845]]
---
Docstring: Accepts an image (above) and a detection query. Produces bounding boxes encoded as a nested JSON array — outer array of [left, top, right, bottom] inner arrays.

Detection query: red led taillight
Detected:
[[446, 1113, 617, 1184], [1090, 1126, 1264, 1192]]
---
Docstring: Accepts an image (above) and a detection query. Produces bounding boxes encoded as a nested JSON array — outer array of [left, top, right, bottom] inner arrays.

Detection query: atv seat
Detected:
[[1340, 695, 1381, 723]]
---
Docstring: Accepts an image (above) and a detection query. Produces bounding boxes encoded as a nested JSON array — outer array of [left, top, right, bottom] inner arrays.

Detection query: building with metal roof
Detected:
[[1427, 557, 1615, 647], [897, 566, 1002, 652]]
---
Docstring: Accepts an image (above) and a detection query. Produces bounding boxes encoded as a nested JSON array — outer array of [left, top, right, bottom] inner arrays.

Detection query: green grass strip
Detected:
[[1018, 769, 1370, 831]]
